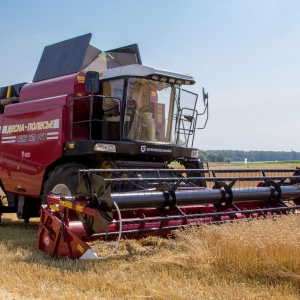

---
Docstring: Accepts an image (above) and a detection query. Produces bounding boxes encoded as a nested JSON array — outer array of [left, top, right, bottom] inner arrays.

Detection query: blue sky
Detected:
[[1, 0, 300, 151]]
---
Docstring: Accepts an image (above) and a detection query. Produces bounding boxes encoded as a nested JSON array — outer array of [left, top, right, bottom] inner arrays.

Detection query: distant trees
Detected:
[[197, 150, 300, 162], [198, 150, 208, 162]]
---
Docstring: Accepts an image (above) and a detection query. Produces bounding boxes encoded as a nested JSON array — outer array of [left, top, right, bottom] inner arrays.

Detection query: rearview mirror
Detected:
[[85, 71, 100, 93], [202, 87, 208, 105]]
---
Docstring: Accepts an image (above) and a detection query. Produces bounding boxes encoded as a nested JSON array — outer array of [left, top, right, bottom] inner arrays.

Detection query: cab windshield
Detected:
[[123, 78, 176, 144]]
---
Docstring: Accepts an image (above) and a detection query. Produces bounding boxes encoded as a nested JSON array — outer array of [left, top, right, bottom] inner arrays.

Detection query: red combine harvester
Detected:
[[0, 34, 300, 259]]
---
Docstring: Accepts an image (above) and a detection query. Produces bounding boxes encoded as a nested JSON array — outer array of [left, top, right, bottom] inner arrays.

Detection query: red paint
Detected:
[[37, 194, 292, 259], [0, 72, 88, 197]]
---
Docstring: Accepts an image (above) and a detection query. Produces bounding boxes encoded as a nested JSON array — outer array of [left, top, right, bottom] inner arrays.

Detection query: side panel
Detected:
[[0, 96, 67, 197], [20, 71, 86, 102]]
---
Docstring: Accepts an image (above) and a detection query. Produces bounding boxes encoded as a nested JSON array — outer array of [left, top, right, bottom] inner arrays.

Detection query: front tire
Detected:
[[41, 163, 86, 204]]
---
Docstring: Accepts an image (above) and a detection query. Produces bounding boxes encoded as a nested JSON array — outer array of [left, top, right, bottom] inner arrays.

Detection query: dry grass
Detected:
[[0, 213, 300, 299], [1, 162, 300, 299]]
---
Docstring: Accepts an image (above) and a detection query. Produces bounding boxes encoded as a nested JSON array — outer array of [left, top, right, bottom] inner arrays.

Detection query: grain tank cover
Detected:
[[33, 33, 142, 82], [107, 44, 142, 65], [33, 33, 98, 82], [82, 44, 142, 72]]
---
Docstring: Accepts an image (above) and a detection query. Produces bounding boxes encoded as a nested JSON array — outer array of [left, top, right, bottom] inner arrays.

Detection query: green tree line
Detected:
[[198, 150, 300, 163]]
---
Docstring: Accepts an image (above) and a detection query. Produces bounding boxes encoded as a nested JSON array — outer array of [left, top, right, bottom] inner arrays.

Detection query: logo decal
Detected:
[[191, 150, 198, 158], [140, 145, 172, 154]]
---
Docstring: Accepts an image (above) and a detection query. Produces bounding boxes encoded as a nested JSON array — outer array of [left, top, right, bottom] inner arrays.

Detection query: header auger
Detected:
[[36, 167, 300, 259]]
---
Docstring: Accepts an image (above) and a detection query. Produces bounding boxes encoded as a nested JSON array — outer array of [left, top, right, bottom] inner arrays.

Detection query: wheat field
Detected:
[[0, 212, 300, 300], [1, 162, 300, 299]]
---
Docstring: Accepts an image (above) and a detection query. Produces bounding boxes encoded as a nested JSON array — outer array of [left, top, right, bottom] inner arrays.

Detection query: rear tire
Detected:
[[41, 163, 86, 204]]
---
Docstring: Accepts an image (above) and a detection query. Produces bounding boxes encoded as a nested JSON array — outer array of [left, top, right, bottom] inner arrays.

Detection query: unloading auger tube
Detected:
[[37, 167, 300, 259]]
